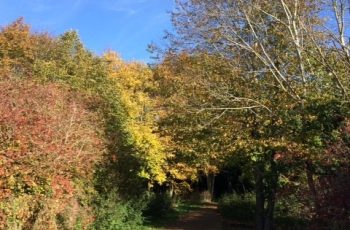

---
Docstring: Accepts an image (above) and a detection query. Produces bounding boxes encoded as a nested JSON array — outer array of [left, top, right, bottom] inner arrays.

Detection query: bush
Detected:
[[143, 193, 173, 221], [0, 79, 104, 229], [274, 216, 307, 230], [218, 193, 255, 224], [92, 192, 147, 230], [274, 196, 308, 230], [219, 193, 308, 229]]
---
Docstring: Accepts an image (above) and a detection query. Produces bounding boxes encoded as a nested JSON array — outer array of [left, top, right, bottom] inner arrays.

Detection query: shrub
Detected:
[[0, 79, 105, 229], [219, 193, 309, 229], [91, 192, 147, 230], [274, 195, 308, 230], [218, 193, 255, 224], [143, 193, 173, 221]]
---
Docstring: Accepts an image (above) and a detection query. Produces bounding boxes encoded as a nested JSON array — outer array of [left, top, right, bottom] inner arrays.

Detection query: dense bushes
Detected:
[[218, 193, 309, 229], [143, 193, 173, 221], [0, 79, 105, 229], [92, 192, 148, 230], [0, 18, 166, 229], [218, 193, 255, 224]]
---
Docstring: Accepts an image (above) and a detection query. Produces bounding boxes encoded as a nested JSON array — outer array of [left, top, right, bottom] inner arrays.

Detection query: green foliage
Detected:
[[274, 196, 308, 230], [160, 0, 350, 228], [219, 193, 308, 229], [145, 199, 202, 228], [143, 193, 173, 221], [92, 192, 147, 230], [218, 193, 255, 224]]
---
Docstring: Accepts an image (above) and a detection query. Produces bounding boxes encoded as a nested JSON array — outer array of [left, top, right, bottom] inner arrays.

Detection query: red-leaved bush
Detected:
[[0, 79, 106, 229]]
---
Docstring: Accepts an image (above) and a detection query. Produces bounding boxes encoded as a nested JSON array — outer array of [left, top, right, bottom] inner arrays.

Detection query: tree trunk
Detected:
[[255, 164, 265, 230], [264, 159, 278, 230], [168, 183, 174, 198], [206, 172, 215, 201], [264, 192, 276, 230], [306, 162, 320, 214]]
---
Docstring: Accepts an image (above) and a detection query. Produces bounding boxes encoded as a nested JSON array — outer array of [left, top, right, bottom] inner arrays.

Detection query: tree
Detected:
[[103, 51, 167, 191], [0, 17, 53, 78], [155, 52, 248, 200], [159, 0, 350, 229]]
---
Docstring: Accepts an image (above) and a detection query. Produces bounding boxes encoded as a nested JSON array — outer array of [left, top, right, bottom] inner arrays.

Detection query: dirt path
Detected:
[[163, 203, 223, 230]]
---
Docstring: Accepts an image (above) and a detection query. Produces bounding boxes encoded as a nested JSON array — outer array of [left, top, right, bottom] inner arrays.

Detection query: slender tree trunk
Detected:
[[264, 192, 276, 230], [255, 163, 265, 230], [206, 172, 215, 201], [168, 183, 174, 198], [306, 162, 320, 213], [264, 159, 278, 230]]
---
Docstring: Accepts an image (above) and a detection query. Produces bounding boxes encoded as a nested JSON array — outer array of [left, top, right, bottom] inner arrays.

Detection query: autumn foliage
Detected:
[[0, 18, 163, 229], [1, 4, 350, 228], [0, 79, 105, 229]]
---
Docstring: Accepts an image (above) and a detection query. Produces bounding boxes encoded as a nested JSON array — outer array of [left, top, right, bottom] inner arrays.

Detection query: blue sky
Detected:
[[0, 0, 174, 62]]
